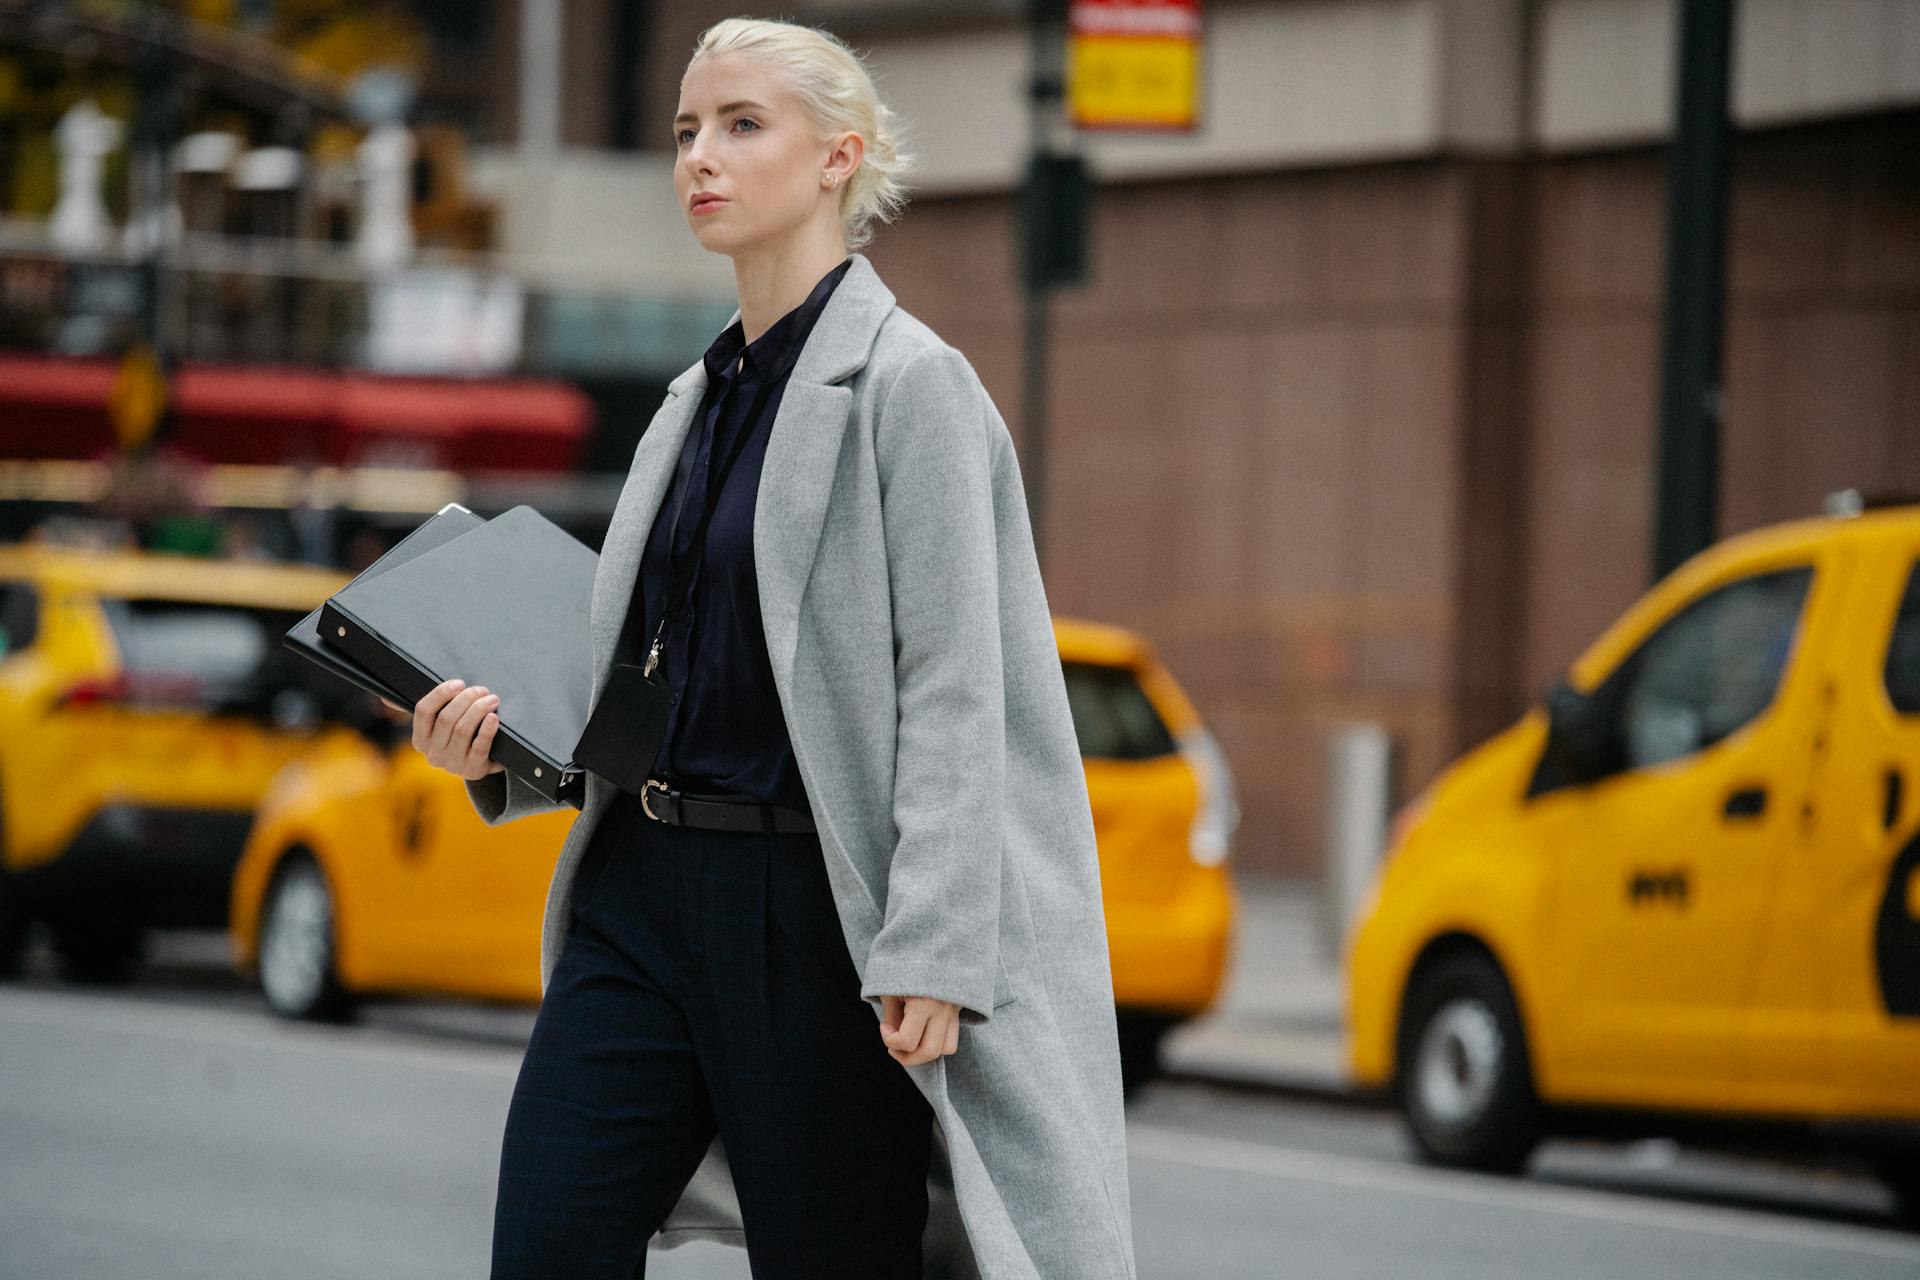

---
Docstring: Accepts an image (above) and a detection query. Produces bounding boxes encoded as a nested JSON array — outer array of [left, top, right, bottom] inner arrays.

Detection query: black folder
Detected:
[[282, 502, 485, 709], [314, 504, 597, 808]]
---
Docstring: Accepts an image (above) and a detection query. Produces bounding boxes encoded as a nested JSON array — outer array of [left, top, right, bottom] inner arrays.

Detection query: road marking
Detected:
[[1126, 1123, 1920, 1262], [0, 987, 523, 1080]]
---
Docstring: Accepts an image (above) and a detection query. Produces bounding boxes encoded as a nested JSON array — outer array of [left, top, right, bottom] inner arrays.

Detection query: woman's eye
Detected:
[[675, 118, 755, 144]]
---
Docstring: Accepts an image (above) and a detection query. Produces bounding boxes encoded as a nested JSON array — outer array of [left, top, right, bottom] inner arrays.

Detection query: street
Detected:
[[2, 933, 1914, 1279]]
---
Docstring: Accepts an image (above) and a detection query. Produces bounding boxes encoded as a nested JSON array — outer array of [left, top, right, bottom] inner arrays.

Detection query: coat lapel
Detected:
[[588, 251, 896, 703]]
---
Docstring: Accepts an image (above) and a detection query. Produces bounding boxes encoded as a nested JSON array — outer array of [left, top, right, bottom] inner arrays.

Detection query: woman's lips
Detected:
[[692, 197, 728, 214]]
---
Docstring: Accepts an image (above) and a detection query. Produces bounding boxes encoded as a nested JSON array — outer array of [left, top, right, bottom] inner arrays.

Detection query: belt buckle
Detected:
[[640, 778, 671, 823]]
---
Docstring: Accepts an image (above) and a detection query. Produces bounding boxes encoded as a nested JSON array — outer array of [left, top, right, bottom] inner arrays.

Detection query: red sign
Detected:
[[1068, 0, 1206, 132]]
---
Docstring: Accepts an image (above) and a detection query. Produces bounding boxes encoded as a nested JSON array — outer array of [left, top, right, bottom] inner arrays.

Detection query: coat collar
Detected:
[[590, 251, 896, 705], [666, 250, 896, 396]]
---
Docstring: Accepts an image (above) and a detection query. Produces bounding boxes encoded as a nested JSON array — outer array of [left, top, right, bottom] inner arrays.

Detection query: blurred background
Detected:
[[3, 2, 1919, 1277]]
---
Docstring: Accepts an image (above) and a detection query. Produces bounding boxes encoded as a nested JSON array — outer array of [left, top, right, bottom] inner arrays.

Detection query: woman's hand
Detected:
[[401, 678, 505, 781], [878, 994, 961, 1066]]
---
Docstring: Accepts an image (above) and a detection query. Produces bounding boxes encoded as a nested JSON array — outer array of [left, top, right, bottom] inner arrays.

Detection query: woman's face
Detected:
[[673, 52, 855, 255]]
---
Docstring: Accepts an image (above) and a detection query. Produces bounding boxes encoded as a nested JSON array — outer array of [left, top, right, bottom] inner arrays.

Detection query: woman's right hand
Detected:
[[406, 678, 504, 780]]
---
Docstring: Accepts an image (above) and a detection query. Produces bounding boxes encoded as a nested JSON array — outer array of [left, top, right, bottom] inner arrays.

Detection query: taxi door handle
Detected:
[[1884, 767, 1904, 833], [1723, 786, 1768, 819]]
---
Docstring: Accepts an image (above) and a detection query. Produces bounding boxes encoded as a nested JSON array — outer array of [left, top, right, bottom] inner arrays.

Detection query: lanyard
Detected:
[[643, 319, 809, 679]]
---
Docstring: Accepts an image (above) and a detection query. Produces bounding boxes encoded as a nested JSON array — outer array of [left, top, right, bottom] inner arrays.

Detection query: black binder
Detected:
[[314, 504, 598, 808], [282, 502, 485, 709]]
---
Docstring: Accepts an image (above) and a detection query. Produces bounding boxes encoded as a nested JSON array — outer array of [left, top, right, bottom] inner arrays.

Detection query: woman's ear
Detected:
[[826, 130, 864, 185]]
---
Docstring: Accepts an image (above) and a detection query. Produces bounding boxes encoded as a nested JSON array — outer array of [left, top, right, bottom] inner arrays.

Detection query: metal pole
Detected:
[[1652, 0, 1735, 582], [1322, 723, 1396, 964], [1021, 246, 1052, 570], [519, 0, 564, 269], [519, 0, 564, 154], [1021, 0, 1070, 573], [128, 0, 177, 455]]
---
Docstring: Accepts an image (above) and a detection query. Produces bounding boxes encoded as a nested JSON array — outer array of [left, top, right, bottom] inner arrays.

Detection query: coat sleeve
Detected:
[[860, 342, 1009, 1027], [463, 769, 569, 827]]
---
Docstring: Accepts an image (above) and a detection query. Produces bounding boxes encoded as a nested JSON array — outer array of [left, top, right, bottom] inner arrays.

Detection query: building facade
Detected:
[[482, 0, 1920, 874]]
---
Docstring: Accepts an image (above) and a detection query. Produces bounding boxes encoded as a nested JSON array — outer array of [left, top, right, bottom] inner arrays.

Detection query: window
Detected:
[[0, 581, 38, 660], [1061, 660, 1177, 761], [100, 598, 316, 713], [1604, 566, 1813, 772], [1885, 560, 1920, 714]]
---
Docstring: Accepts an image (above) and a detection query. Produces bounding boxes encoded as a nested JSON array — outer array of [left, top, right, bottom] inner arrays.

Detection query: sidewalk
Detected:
[[1157, 872, 1378, 1103]]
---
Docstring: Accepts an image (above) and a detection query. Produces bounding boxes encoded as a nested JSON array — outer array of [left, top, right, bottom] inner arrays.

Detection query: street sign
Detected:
[[1067, 0, 1205, 132], [109, 343, 168, 453]]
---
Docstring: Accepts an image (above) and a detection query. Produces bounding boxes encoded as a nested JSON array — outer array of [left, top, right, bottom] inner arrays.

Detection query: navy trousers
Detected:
[[490, 791, 935, 1278]]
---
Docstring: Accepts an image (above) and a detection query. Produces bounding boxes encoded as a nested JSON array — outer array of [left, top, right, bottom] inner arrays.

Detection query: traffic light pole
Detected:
[[1020, 0, 1071, 573], [1652, 0, 1734, 581]]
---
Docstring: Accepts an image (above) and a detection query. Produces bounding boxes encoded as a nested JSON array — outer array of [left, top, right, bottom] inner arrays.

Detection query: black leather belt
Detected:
[[639, 777, 816, 834]]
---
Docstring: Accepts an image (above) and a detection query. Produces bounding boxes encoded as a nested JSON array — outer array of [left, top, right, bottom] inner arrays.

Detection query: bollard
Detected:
[[1321, 721, 1396, 965]]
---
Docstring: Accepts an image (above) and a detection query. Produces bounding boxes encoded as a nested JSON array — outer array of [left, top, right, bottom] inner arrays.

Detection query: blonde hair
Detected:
[[687, 16, 919, 251]]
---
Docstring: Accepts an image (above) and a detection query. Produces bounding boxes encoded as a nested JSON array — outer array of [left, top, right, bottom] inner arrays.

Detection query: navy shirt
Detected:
[[627, 255, 852, 814]]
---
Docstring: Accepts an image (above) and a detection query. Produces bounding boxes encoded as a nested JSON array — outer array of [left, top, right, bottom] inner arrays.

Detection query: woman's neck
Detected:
[[731, 230, 849, 347]]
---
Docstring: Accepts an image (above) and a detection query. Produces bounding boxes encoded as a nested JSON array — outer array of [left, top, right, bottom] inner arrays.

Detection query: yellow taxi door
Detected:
[[1800, 542, 1920, 1118], [363, 748, 569, 1000], [1538, 551, 1839, 1111], [354, 747, 510, 986], [423, 754, 569, 998]]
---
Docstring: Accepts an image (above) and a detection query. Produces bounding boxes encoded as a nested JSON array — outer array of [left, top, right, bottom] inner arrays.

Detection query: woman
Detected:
[[411, 16, 1134, 1280]]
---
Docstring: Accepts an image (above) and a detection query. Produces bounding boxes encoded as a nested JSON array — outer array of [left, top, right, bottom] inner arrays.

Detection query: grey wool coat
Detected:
[[463, 251, 1137, 1279]]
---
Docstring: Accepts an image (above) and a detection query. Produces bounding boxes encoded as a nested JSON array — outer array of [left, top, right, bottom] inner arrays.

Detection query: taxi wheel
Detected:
[[0, 874, 28, 980], [52, 912, 143, 985], [1870, 1149, 1920, 1226], [1396, 950, 1541, 1174], [258, 852, 357, 1024], [1115, 1010, 1177, 1099]]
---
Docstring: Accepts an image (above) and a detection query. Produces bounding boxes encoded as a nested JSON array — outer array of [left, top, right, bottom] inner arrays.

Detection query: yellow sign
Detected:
[[109, 343, 168, 452], [1068, 0, 1204, 132]]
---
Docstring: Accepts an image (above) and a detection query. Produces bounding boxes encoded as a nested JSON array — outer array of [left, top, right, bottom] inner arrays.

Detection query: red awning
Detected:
[[0, 355, 592, 473]]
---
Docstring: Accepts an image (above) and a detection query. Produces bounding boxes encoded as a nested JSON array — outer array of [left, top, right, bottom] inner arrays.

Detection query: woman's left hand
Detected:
[[878, 994, 961, 1066]]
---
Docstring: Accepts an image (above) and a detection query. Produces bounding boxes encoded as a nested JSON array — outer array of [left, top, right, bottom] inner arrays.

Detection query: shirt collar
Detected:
[[701, 256, 853, 385]]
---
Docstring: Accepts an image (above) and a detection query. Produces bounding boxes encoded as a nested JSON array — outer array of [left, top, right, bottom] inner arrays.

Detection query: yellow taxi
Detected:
[[0, 543, 359, 982], [230, 616, 1239, 1088], [1346, 498, 1920, 1208]]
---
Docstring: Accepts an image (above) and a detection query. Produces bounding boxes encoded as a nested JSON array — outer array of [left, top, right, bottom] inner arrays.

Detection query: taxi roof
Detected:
[[1697, 501, 1920, 563], [0, 543, 349, 610], [1053, 615, 1157, 668], [0, 542, 1163, 664]]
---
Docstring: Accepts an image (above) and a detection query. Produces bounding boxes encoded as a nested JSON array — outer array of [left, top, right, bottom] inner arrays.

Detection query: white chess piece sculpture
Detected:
[[355, 123, 415, 273], [51, 100, 122, 252]]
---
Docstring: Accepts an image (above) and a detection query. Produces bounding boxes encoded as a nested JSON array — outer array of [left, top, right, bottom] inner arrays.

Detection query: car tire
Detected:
[[257, 852, 357, 1024], [52, 912, 143, 985], [1395, 949, 1542, 1174], [1869, 1148, 1920, 1227], [1115, 1009, 1177, 1100], [0, 872, 28, 981]]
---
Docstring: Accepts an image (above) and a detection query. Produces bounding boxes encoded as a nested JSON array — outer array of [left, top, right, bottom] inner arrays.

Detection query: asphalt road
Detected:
[[2, 933, 1916, 1279]]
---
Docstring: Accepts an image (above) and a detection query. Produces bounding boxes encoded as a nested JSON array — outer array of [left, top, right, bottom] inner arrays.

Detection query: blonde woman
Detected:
[[413, 17, 1133, 1279]]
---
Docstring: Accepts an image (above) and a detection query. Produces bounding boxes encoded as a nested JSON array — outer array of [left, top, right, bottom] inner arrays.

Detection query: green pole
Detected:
[[1652, 0, 1735, 582]]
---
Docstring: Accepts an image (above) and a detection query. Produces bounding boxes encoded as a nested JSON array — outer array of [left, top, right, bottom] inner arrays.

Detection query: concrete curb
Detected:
[[1153, 1065, 1393, 1111]]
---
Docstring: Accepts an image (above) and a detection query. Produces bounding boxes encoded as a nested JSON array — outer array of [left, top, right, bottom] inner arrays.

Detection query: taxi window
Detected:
[[1885, 560, 1920, 714], [1607, 565, 1813, 772], [0, 582, 38, 660], [101, 598, 312, 711], [1062, 660, 1177, 760]]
